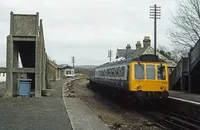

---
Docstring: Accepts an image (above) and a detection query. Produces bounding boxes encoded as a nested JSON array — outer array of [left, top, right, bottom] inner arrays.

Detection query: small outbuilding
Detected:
[[58, 64, 76, 78]]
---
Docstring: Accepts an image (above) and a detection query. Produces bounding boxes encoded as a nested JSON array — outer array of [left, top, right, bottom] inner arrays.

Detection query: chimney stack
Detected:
[[125, 44, 131, 58], [136, 41, 141, 50], [126, 44, 131, 50], [143, 36, 151, 48]]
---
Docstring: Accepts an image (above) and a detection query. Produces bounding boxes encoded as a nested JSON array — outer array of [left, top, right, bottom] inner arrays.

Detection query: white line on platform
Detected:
[[169, 96, 200, 105]]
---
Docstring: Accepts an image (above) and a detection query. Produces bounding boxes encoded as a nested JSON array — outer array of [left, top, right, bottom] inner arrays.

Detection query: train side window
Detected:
[[105, 69, 107, 77], [118, 67, 121, 77], [118, 67, 120, 77], [119, 67, 123, 78], [112, 68, 115, 77], [127, 65, 129, 79], [122, 66, 125, 77], [146, 65, 155, 80], [114, 67, 116, 76], [134, 64, 144, 79], [116, 67, 118, 77], [110, 68, 113, 77]]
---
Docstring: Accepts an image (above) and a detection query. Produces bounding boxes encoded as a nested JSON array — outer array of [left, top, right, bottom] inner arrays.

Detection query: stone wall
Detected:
[[46, 60, 57, 82], [45, 59, 65, 88]]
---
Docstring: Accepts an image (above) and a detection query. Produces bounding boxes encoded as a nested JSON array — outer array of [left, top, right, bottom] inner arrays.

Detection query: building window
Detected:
[[66, 70, 71, 75]]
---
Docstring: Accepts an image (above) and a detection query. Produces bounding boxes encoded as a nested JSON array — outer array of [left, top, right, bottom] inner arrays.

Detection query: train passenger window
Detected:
[[157, 64, 166, 80], [109, 68, 111, 77], [112, 68, 115, 77], [115, 67, 118, 77], [119, 66, 125, 77], [134, 64, 144, 79], [113, 68, 116, 77], [122, 66, 125, 77], [146, 65, 155, 80], [117, 67, 120, 77]]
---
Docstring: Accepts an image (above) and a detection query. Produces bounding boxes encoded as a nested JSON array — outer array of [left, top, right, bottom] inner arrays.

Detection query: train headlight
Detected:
[[160, 86, 165, 90], [137, 85, 142, 90]]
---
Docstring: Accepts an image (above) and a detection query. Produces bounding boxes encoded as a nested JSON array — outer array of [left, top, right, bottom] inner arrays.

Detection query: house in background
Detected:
[[116, 36, 177, 74], [58, 64, 75, 78]]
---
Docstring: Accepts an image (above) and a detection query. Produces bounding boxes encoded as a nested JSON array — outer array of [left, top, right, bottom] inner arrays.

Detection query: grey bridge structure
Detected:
[[170, 39, 200, 94], [0, 12, 48, 97]]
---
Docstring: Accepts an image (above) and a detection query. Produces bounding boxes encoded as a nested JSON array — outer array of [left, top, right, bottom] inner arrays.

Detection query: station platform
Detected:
[[62, 79, 110, 130], [0, 80, 73, 130], [169, 90, 200, 105]]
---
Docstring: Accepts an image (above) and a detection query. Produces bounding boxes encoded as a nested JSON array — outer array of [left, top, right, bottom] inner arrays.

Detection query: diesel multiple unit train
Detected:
[[88, 54, 169, 102]]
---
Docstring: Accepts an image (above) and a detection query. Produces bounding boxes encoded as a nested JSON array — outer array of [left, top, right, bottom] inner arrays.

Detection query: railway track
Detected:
[[145, 111, 200, 130], [88, 83, 200, 130]]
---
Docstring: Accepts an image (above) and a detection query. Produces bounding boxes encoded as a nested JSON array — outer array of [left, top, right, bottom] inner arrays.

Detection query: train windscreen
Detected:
[[146, 65, 155, 79], [135, 63, 166, 80], [134, 64, 144, 79], [157, 64, 166, 80]]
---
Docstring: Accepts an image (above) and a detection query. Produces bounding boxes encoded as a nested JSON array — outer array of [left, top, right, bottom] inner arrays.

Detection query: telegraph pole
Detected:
[[71, 56, 75, 68], [150, 4, 161, 55], [108, 50, 112, 62]]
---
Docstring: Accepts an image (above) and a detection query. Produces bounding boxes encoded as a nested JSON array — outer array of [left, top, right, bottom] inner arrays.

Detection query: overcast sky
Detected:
[[0, 0, 178, 66]]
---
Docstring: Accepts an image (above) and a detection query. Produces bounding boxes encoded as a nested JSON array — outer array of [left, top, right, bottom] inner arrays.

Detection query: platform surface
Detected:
[[169, 90, 200, 104], [0, 80, 72, 130], [62, 80, 110, 130]]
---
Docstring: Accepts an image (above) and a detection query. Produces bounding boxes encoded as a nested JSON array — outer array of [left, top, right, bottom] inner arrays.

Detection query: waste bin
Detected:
[[18, 79, 32, 96]]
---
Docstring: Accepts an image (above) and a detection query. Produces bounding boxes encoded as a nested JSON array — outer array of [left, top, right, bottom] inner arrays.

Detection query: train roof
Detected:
[[95, 54, 166, 69]]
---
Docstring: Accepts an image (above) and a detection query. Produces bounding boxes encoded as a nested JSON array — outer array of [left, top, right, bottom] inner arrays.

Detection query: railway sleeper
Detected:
[[163, 116, 200, 130]]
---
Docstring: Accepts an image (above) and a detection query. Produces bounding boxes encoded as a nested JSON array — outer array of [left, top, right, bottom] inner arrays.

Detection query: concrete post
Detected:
[[6, 36, 13, 97], [35, 12, 41, 97], [41, 42, 45, 89], [13, 43, 19, 96], [42, 51, 46, 89]]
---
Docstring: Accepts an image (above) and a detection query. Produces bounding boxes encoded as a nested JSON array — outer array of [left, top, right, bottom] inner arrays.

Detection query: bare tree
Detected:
[[168, 0, 200, 49], [157, 45, 187, 63], [157, 45, 174, 61], [171, 47, 188, 62]]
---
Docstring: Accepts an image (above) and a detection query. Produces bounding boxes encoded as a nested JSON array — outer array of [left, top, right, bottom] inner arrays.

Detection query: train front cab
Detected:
[[129, 61, 169, 100]]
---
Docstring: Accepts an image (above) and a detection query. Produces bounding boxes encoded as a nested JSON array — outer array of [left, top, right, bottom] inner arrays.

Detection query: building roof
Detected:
[[97, 54, 166, 69], [58, 64, 73, 69], [47, 59, 58, 68], [129, 47, 147, 58], [116, 49, 135, 59], [116, 45, 177, 68]]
